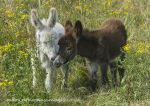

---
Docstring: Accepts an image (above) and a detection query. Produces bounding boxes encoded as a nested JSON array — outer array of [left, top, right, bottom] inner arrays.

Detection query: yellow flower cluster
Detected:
[[0, 43, 13, 53], [18, 50, 28, 59], [5, 9, 15, 18], [0, 80, 13, 89], [136, 42, 149, 55], [16, 3, 25, 10], [75, 5, 82, 12], [123, 42, 149, 55], [110, 10, 122, 15], [123, 43, 132, 53], [20, 14, 28, 20], [5, 3, 29, 21]]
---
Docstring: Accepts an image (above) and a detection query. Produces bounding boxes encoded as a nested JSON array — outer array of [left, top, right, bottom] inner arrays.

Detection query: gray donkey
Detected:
[[31, 8, 68, 92]]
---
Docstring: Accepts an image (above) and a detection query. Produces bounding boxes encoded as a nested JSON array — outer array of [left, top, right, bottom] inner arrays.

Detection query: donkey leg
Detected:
[[109, 61, 118, 87], [118, 52, 125, 85], [61, 63, 69, 88], [45, 66, 56, 92], [100, 63, 109, 85], [86, 60, 98, 91]]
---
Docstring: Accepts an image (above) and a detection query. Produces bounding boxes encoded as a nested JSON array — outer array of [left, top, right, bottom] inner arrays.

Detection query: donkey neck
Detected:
[[76, 29, 100, 60]]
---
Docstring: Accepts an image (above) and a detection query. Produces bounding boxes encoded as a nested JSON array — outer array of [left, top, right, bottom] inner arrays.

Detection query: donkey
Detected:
[[30, 8, 68, 92], [53, 19, 127, 90]]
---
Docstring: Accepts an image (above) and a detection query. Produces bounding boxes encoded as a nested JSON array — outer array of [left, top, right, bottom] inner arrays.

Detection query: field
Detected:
[[0, 0, 150, 105]]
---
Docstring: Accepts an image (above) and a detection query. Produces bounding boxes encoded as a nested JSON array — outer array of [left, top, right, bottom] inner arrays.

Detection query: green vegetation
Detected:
[[0, 0, 150, 105]]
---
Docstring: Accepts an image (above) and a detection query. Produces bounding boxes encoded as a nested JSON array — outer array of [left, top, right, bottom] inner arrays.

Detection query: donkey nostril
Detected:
[[51, 57, 55, 61], [56, 62, 60, 67], [51, 58, 54, 61]]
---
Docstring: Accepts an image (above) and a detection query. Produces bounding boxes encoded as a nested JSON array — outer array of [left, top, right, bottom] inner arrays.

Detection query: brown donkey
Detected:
[[53, 19, 127, 90]]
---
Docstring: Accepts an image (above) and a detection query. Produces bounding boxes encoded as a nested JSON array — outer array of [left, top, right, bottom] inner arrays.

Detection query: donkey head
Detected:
[[31, 8, 60, 61], [53, 20, 83, 67]]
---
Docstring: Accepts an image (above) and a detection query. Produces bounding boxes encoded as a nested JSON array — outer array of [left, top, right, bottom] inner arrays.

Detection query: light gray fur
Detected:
[[31, 8, 68, 92]]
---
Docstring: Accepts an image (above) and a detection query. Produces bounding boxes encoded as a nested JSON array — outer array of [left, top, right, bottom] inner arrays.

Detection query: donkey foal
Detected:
[[53, 19, 127, 90], [31, 8, 68, 92]]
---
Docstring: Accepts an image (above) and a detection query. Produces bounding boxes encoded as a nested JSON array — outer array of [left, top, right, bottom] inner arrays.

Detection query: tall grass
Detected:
[[0, 0, 150, 105]]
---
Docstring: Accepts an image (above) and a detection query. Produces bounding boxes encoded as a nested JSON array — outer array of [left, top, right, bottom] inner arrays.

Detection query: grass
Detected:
[[0, 0, 150, 105]]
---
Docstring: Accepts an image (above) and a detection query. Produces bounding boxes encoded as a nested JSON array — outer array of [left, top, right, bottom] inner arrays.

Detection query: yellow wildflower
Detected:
[[20, 3, 24, 7], [0, 81, 7, 87], [0, 80, 14, 88], [0, 82, 3, 86], [75, 6, 82, 12], [4, 80, 8, 82], [5, 9, 15, 17], [0, 43, 13, 53], [21, 14, 28, 20], [136, 42, 149, 55], [123, 43, 131, 53], [18, 50, 28, 59], [110, 10, 121, 15], [8, 81, 14, 86]]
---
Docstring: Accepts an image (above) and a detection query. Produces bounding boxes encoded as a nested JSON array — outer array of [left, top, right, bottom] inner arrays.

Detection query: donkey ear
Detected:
[[65, 20, 73, 27], [64, 20, 73, 36], [31, 9, 43, 29], [74, 20, 83, 37], [47, 8, 58, 28]]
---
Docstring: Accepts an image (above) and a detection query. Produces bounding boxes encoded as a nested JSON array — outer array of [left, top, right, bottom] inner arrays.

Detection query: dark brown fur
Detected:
[[55, 18, 127, 90], [79, 19, 126, 60]]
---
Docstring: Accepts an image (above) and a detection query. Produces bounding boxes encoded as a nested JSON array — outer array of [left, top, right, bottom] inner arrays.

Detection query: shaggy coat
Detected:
[[31, 8, 68, 92], [53, 19, 127, 90]]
